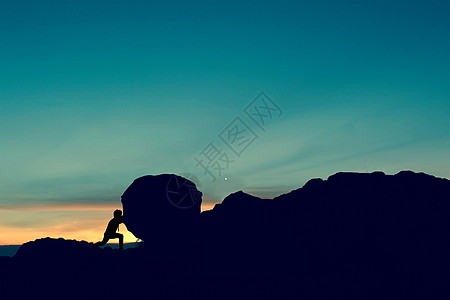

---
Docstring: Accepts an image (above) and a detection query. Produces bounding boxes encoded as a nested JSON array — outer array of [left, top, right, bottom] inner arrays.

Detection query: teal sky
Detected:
[[1, 0, 450, 211]]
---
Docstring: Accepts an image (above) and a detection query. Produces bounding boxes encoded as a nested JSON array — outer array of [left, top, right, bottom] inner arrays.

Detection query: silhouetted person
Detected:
[[94, 209, 124, 249]]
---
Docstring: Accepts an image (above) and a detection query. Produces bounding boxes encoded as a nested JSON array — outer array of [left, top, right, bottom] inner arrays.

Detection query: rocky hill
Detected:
[[1, 171, 450, 299]]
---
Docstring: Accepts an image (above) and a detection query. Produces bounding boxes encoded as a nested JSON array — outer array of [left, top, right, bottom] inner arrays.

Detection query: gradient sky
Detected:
[[1, 0, 449, 245]]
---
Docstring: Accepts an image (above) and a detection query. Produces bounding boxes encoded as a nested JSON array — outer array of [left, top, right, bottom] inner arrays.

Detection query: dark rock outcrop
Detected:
[[2, 171, 450, 300], [121, 174, 202, 242]]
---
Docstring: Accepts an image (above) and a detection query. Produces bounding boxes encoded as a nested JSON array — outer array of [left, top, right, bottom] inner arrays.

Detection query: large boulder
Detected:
[[121, 174, 202, 242]]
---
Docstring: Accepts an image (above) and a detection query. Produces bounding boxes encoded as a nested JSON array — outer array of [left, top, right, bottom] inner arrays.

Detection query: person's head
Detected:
[[113, 209, 122, 218]]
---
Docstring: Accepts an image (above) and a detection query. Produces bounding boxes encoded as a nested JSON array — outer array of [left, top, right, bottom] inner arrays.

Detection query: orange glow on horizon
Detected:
[[0, 202, 218, 245]]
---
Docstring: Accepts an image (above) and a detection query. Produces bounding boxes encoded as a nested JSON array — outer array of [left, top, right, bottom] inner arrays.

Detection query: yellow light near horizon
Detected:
[[0, 220, 138, 246], [0, 202, 218, 245]]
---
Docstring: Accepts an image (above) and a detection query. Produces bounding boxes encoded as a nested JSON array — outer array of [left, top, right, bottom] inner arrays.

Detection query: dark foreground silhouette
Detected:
[[1, 171, 450, 299], [94, 209, 124, 249]]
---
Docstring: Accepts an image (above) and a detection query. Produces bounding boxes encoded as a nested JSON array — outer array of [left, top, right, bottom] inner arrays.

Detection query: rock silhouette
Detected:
[[121, 174, 202, 242], [1, 171, 450, 299]]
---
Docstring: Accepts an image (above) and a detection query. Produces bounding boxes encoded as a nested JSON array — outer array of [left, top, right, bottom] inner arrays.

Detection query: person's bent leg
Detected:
[[118, 233, 123, 250], [108, 233, 124, 249], [94, 236, 109, 247]]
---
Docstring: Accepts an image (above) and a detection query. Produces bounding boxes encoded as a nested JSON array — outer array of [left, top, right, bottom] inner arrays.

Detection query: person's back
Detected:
[[105, 215, 123, 235]]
